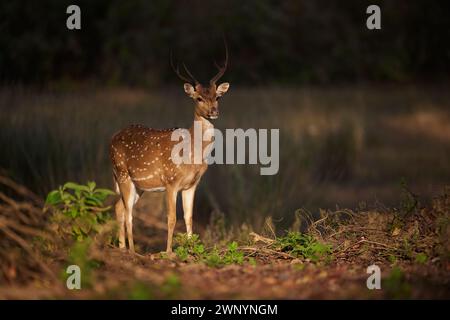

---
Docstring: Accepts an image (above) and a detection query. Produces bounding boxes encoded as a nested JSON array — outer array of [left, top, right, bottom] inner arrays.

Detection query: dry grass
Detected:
[[0, 175, 54, 284], [1, 174, 448, 299], [1, 85, 449, 233], [306, 190, 450, 266]]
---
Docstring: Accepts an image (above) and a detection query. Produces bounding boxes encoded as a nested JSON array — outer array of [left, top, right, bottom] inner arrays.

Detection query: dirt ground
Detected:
[[0, 175, 449, 300], [0, 247, 449, 299]]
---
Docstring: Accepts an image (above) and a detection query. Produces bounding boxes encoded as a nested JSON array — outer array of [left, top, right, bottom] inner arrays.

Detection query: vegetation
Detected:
[[42, 181, 116, 289], [384, 267, 412, 299], [1, 0, 448, 300], [173, 233, 246, 267], [1, 86, 449, 232], [273, 232, 332, 262], [64, 238, 102, 289], [45, 181, 115, 241], [0, 174, 449, 298]]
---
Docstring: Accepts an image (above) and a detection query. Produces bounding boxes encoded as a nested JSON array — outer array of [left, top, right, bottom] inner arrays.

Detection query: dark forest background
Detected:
[[1, 0, 449, 86], [0, 1, 449, 231], [1, 1, 450, 299]]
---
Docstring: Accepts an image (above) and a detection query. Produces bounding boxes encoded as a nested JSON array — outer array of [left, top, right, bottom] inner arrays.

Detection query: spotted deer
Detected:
[[110, 49, 229, 253]]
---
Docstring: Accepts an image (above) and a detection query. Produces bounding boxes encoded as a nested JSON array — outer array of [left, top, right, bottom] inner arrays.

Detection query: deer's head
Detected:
[[172, 45, 230, 120]]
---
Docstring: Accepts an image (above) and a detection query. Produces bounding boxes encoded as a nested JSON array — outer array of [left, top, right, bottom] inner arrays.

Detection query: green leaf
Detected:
[[69, 208, 79, 218], [61, 192, 76, 202], [175, 247, 189, 261], [94, 188, 116, 201], [85, 196, 103, 207], [193, 244, 205, 255], [45, 190, 62, 205], [204, 247, 222, 267], [228, 241, 238, 251], [64, 182, 89, 192], [87, 181, 96, 192], [415, 252, 428, 264], [72, 225, 81, 235]]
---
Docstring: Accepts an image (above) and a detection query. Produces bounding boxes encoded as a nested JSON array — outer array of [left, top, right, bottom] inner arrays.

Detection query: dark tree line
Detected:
[[1, 0, 449, 86]]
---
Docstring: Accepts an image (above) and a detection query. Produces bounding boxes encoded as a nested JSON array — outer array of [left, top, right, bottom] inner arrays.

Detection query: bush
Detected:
[[45, 181, 115, 242], [273, 231, 332, 262], [173, 233, 246, 267]]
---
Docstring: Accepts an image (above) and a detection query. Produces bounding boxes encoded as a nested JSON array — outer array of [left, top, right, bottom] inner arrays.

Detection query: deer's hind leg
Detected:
[[117, 177, 138, 252], [113, 178, 126, 249], [115, 199, 126, 249]]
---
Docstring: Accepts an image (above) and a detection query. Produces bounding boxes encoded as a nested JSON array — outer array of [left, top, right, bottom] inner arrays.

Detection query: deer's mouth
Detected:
[[208, 115, 219, 120]]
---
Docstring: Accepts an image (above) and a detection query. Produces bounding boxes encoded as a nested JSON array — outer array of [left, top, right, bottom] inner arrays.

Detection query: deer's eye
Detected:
[[196, 97, 203, 102]]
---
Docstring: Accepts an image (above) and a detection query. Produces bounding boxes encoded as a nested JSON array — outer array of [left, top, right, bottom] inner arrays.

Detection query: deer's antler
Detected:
[[209, 39, 228, 85], [170, 51, 199, 85]]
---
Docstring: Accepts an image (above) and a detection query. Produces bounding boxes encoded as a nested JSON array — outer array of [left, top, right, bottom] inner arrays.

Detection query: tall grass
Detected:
[[1, 85, 449, 231]]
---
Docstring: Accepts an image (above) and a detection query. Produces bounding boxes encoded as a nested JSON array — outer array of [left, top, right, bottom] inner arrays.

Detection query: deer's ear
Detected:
[[184, 83, 196, 97], [216, 82, 230, 96]]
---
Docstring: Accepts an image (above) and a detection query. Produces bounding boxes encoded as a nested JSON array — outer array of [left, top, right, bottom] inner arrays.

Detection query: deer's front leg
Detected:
[[165, 187, 178, 253], [182, 185, 197, 237]]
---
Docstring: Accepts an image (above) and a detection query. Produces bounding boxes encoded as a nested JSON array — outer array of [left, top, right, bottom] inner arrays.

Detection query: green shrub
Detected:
[[204, 242, 245, 267], [273, 231, 332, 262], [62, 238, 102, 289], [173, 233, 246, 267], [128, 281, 155, 300], [384, 267, 411, 299], [45, 181, 115, 242], [414, 252, 428, 264], [173, 233, 205, 262], [222, 241, 245, 265]]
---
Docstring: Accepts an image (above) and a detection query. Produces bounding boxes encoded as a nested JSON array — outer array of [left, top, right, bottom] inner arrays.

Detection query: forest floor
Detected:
[[0, 176, 449, 299], [0, 247, 449, 299]]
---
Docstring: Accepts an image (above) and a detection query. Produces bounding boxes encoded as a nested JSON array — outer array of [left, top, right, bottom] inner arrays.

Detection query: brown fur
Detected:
[[110, 82, 230, 253]]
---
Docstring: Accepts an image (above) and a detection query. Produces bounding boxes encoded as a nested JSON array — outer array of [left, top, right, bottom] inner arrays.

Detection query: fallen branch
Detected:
[[0, 175, 43, 206], [0, 226, 56, 280], [249, 232, 275, 245], [239, 246, 296, 259]]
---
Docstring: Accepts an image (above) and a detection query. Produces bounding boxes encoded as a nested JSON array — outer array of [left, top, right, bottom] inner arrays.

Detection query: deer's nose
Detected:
[[209, 107, 219, 119]]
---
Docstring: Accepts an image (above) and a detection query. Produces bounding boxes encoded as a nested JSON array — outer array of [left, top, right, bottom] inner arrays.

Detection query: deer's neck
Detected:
[[191, 114, 214, 134], [189, 115, 214, 158]]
